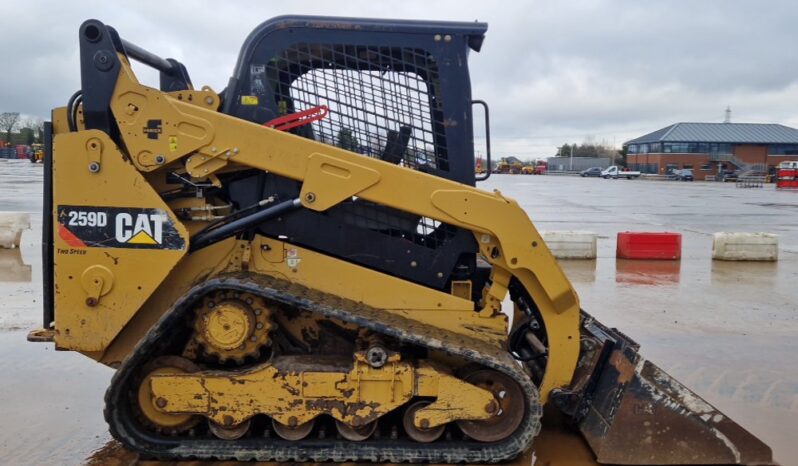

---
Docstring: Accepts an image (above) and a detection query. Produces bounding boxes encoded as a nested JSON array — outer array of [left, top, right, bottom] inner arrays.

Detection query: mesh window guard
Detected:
[[265, 43, 449, 172]]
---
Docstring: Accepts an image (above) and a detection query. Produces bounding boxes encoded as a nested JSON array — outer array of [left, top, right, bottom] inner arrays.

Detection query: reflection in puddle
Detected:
[[0, 247, 31, 282], [558, 259, 596, 284], [711, 261, 779, 287], [615, 259, 681, 285]]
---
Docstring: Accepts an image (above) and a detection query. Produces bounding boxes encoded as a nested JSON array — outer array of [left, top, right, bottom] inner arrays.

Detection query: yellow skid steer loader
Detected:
[[28, 16, 773, 465]]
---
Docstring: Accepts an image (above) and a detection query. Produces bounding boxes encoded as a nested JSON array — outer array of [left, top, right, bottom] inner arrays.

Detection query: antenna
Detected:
[[724, 106, 731, 123]]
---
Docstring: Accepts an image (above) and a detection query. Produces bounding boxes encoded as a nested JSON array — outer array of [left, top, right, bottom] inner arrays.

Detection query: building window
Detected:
[[628, 144, 638, 154], [665, 163, 678, 174], [708, 143, 732, 154], [768, 144, 798, 155], [664, 143, 688, 153], [682, 164, 693, 169], [700, 163, 712, 171], [664, 142, 730, 154], [649, 142, 662, 153]]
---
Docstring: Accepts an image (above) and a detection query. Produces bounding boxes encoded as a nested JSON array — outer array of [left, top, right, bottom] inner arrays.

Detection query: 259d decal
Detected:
[[57, 206, 185, 250]]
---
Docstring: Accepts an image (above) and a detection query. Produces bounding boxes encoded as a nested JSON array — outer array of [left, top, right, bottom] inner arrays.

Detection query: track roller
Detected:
[[272, 418, 315, 441], [209, 418, 251, 440], [403, 400, 445, 443], [336, 420, 378, 441]]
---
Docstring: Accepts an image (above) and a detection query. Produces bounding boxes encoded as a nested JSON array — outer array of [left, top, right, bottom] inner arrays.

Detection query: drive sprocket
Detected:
[[193, 291, 272, 364]]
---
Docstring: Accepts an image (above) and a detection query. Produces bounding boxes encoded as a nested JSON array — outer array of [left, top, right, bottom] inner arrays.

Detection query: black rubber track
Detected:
[[104, 273, 542, 462]]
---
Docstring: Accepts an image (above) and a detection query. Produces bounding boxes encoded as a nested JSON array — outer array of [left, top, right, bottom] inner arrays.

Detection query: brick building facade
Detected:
[[624, 123, 798, 177]]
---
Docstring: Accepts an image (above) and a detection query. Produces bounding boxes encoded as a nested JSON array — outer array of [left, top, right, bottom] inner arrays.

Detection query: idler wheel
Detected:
[[455, 370, 525, 443], [136, 356, 201, 433]]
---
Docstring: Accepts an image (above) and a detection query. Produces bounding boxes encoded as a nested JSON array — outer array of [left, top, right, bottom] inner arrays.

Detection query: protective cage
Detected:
[[266, 43, 450, 174]]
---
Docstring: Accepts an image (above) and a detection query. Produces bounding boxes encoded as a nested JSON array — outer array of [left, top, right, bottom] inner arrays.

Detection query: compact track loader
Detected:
[[29, 16, 774, 464]]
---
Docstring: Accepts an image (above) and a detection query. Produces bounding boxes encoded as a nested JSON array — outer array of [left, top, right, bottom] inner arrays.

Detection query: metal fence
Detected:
[[546, 157, 611, 172]]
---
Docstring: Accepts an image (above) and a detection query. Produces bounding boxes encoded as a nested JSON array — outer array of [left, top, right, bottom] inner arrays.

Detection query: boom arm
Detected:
[[92, 37, 581, 403]]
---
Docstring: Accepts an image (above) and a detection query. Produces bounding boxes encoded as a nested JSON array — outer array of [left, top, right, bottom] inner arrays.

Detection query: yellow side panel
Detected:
[[52, 130, 188, 351], [251, 236, 508, 344]]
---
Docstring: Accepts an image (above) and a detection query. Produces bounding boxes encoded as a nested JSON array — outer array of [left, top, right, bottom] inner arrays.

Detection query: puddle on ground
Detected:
[[1, 163, 796, 464], [0, 248, 31, 282], [1, 325, 795, 465], [615, 259, 681, 285], [710, 260, 779, 287], [557, 259, 596, 283]]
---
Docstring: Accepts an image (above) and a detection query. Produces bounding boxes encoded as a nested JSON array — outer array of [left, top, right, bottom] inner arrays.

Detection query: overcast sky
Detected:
[[3, 0, 798, 157]]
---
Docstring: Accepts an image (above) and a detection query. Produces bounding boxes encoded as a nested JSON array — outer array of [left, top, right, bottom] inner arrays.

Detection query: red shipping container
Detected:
[[617, 232, 681, 260]]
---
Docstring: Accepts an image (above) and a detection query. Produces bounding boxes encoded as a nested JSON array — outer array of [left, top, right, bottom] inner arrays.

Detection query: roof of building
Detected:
[[624, 122, 798, 145]]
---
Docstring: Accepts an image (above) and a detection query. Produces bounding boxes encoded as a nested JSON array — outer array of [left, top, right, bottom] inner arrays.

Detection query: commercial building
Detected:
[[623, 122, 798, 176]]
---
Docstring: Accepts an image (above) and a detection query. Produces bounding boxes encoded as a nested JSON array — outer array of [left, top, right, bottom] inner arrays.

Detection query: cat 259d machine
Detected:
[[30, 16, 773, 464]]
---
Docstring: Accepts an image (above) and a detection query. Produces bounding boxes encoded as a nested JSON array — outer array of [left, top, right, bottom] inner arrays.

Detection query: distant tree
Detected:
[[337, 128, 361, 153], [0, 112, 20, 143], [557, 141, 617, 158], [615, 146, 628, 167], [18, 117, 43, 144], [20, 127, 34, 145], [28, 117, 43, 144]]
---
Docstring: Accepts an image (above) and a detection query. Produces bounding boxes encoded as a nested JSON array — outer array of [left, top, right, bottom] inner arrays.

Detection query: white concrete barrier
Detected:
[[712, 232, 778, 261], [541, 231, 597, 259], [0, 213, 30, 249]]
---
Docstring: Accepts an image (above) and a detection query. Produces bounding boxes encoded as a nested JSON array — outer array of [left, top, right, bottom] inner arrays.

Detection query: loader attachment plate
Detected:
[[550, 312, 774, 465]]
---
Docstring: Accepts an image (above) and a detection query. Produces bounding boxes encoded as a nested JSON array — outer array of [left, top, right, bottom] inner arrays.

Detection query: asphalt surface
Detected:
[[0, 161, 795, 465]]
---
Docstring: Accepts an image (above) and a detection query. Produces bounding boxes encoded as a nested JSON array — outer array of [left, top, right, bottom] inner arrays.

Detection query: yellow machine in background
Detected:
[[29, 143, 44, 163], [28, 17, 772, 465], [493, 156, 525, 174]]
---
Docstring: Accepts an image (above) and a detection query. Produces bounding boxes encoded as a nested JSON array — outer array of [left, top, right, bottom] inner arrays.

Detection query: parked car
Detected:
[[670, 169, 694, 181], [601, 166, 641, 179], [580, 167, 603, 177]]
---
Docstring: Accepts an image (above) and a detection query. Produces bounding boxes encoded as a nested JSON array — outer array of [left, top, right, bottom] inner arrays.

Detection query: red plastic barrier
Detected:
[[616, 232, 681, 260]]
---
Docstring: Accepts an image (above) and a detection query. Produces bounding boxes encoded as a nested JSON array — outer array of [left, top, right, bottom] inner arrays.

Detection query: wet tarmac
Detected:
[[0, 164, 796, 465]]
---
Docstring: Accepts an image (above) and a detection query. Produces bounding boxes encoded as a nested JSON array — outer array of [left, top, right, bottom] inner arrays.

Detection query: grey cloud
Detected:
[[3, 0, 798, 158]]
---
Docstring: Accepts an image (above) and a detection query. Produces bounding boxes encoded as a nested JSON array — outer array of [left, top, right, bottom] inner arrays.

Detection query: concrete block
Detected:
[[712, 232, 778, 261], [541, 231, 597, 259], [0, 213, 30, 249]]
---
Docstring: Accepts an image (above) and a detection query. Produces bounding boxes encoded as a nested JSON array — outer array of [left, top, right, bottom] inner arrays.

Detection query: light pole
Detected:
[[569, 145, 574, 171]]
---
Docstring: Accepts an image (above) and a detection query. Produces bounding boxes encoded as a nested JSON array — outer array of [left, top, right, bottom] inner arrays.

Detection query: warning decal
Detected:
[[56, 205, 185, 250]]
